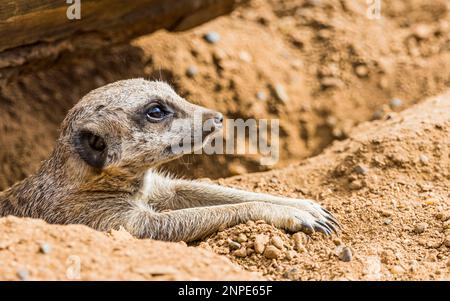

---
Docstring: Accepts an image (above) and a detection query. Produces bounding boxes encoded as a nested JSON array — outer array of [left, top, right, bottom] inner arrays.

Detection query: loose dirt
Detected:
[[0, 0, 449, 280]]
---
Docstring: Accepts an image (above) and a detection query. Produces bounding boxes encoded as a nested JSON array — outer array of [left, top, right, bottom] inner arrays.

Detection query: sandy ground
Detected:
[[204, 91, 450, 280], [0, 0, 449, 280], [0, 91, 448, 280]]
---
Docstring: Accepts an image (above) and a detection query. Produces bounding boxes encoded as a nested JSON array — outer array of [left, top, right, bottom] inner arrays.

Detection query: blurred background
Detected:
[[0, 0, 449, 190]]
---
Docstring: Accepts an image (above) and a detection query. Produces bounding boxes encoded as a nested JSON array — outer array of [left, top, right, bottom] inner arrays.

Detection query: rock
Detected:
[[256, 90, 267, 101], [233, 247, 247, 258], [17, 268, 29, 281], [354, 64, 369, 77], [270, 177, 280, 184], [254, 234, 269, 254], [338, 247, 352, 262], [372, 109, 385, 120], [383, 218, 392, 225], [263, 245, 281, 259], [333, 238, 342, 246], [380, 249, 396, 264], [419, 154, 429, 165], [380, 210, 392, 217], [292, 232, 307, 251], [285, 250, 297, 260], [238, 51, 252, 63], [444, 236, 450, 247], [273, 83, 289, 103], [204, 31, 220, 44], [389, 98, 403, 109], [414, 222, 428, 234], [354, 164, 369, 175], [237, 234, 248, 243], [271, 236, 284, 249], [320, 77, 344, 89], [390, 265, 405, 274], [227, 239, 241, 250], [440, 212, 450, 222], [186, 65, 198, 77], [39, 242, 52, 254], [282, 268, 298, 279], [349, 180, 363, 190], [413, 24, 433, 39]]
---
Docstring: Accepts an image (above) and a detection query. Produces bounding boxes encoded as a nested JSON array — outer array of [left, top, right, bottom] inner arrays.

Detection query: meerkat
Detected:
[[0, 79, 339, 242]]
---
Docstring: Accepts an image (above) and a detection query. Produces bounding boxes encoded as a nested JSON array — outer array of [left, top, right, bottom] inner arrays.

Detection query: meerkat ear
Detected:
[[73, 130, 108, 169]]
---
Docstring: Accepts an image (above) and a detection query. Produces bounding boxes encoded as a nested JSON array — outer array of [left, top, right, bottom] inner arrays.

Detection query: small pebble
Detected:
[[333, 238, 342, 246], [39, 242, 52, 254], [355, 64, 369, 77], [320, 77, 344, 88], [383, 218, 392, 225], [186, 65, 198, 77], [254, 234, 269, 254], [419, 154, 429, 165], [228, 239, 241, 250], [204, 31, 220, 44], [414, 222, 428, 234], [354, 164, 369, 175], [338, 247, 352, 262], [391, 265, 405, 274], [233, 247, 247, 258], [239, 51, 252, 63], [440, 212, 450, 222], [372, 109, 384, 120], [380, 210, 392, 217], [17, 268, 29, 281], [292, 232, 307, 251], [237, 233, 248, 243], [263, 245, 281, 259], [273, 83, 289, 103], [389, 98, 403, 109], [256, 91, 267, 101], [271, 236, 284, 250], [282, 268, 298, 279], [349, 180, 363, 190], [444, 236, 450, 247], [413, 24, 433, 39], [285, 250, 297, 260]]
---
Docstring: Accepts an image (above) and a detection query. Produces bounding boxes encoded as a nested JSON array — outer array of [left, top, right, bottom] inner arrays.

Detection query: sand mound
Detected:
[[202, 91, 450, 280], [0, 90, 448, 280], [0, 216, 260, 280]]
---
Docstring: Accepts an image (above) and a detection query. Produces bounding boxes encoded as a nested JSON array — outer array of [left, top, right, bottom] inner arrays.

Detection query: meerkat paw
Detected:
[[267, 202, 340, 236], [288, 199, 341, 233]]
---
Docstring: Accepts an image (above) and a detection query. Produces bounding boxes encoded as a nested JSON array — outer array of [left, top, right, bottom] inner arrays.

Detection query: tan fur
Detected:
[[0, 79, 339, 242]]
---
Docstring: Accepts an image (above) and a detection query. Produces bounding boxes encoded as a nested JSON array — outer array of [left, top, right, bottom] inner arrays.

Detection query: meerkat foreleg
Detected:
[[128, 202, 333, 242], [137, 171, 339, 238]]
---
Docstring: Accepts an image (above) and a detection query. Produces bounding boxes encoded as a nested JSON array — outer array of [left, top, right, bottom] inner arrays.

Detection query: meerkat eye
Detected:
[[145, 103, 171, 122], [88, 133, 106, 151]]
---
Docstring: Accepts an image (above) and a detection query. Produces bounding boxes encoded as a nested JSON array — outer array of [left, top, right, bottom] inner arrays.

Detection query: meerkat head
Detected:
[[57, 79, 223, 176]]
